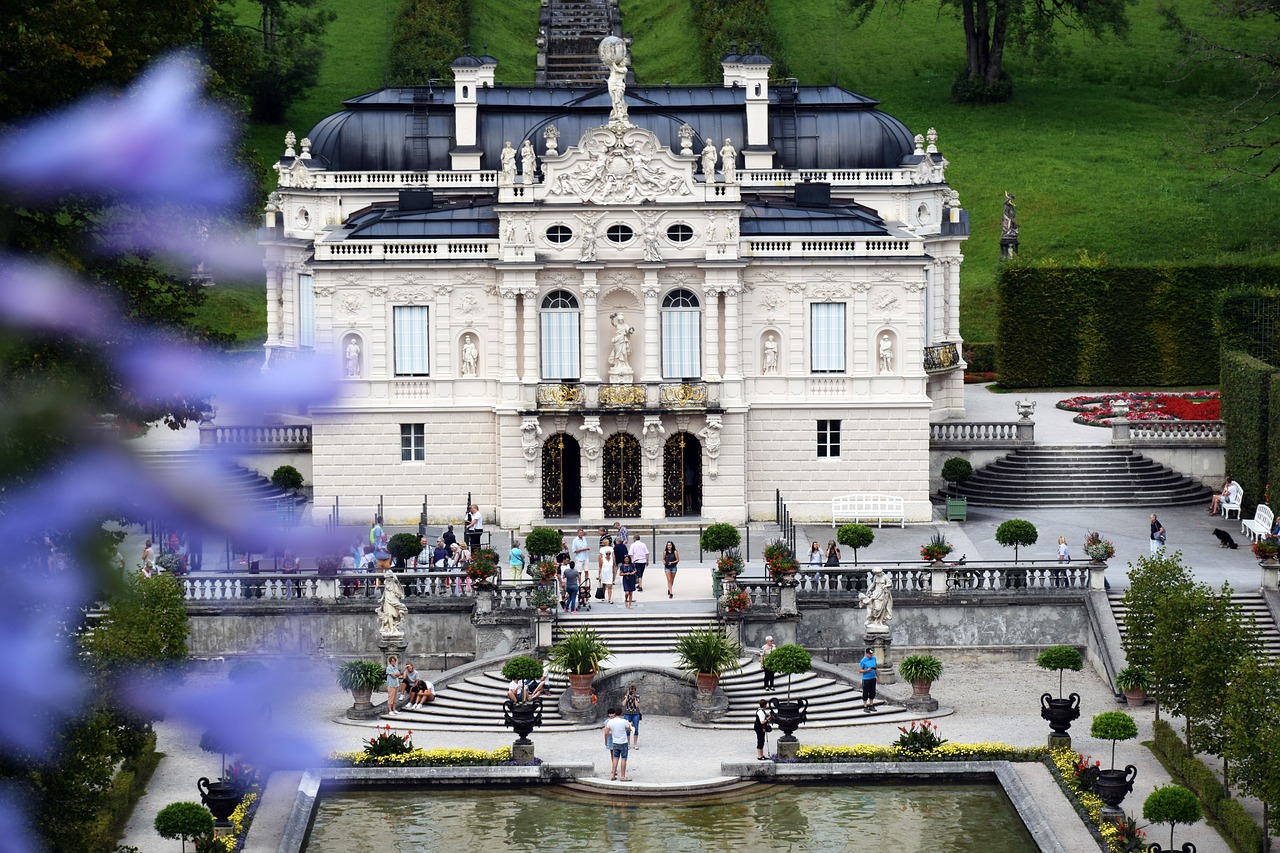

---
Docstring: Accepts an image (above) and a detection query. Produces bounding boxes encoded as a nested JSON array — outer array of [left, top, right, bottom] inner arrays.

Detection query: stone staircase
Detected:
[[138, 451, 307, 508], [542, 0, 619, 86], [955, 446, 1212, 507], [1110, 591, 1280, 658], [553, 610, 717, 653]]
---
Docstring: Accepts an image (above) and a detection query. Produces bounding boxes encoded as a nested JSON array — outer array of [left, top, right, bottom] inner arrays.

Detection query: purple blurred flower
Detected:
[[0, 787, 40, 853], [0, 257, 118, 338], [128, 662, 327, 771], [99, 213, 267, 278], [0, 53, 242, 210]]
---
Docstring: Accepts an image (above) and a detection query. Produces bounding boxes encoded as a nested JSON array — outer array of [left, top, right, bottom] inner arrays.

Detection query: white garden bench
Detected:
[[1221, 488, 1243, 520], [831, 494, 905, 528], [1242, 504, 1274, 543]]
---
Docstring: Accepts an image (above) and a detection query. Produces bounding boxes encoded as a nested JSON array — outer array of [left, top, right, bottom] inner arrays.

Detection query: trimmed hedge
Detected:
[[86, 732, 161, 853], [1272, 373, 1280, 510], [996, 263, 1279, 387], [388, 0, 470, 86], [1222, 351, 1277, 512], [1151, 719, 1264, 853], [1213, 288, 1280, 365], [689, 0, 790, 81], [962, 342, 996, 373]]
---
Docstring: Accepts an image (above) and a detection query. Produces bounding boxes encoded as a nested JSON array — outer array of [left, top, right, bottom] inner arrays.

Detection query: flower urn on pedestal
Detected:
[[1037, 645, 1084, 748], [197, 776, 239, 827]]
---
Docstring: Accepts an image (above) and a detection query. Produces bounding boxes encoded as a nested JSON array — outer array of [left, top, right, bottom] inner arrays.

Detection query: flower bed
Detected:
[[1055, 391, 1219, 427], [794, 742, 1048, 763], [328, 746, 540, 767], [198, 793, 259, 852], [1046, 747, 1141, 853]]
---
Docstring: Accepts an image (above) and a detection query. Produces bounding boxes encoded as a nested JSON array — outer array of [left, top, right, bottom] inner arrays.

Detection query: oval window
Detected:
[[546, 224, 573, 244], [667, 223, 694, 244], [606, 224, 634, 244]]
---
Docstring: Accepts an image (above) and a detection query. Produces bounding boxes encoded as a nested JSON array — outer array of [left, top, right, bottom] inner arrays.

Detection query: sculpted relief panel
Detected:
[[543, 126, 694, 205]]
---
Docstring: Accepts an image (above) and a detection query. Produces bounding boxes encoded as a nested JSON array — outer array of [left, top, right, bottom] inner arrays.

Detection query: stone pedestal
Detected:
[[777, 738, 800, 760], [1261, 558, 1279, 590], [378, 634, 408, 666], [512, 741, 536, 763], [1048, 732, 1072, 750], [929, 561, 948, 594], [865, 631, 895, 685], [778, 581, 798, 616], [690, 688, 730, 724], [1088, 561, 1108, 590], [535, 614, 553, 650]]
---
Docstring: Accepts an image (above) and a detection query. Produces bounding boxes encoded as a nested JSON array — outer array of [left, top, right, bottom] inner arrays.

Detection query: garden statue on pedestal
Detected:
[[377, 569, 408, 636], [860, 566, 893, 632]]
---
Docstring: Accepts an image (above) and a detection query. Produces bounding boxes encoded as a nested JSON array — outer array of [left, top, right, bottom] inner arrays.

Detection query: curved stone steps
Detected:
[[554, 777, 768, 801], [388, 670, 586, 731], [694, 663, 918, 728]]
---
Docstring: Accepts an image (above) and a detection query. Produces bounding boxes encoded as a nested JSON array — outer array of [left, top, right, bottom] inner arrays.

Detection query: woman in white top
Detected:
[[598, 539, 617, 605]]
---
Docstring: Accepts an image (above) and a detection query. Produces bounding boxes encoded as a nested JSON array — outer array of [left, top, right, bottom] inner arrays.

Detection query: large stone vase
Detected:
[[1094, 765, 1138, 819], [769, 697, 809, 759], [503, 697, 543, 763], [197, 776, 240, 826], [1040, 692, 1081, 748]]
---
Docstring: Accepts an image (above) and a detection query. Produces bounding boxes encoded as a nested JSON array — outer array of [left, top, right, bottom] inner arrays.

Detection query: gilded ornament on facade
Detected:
[[599, 384, 647, 407], [536, 384, 585, 407], [658, 383, 708, 408]]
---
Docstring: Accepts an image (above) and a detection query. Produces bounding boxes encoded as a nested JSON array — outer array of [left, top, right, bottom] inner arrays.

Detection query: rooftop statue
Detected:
[[599, 36, 630, 127]]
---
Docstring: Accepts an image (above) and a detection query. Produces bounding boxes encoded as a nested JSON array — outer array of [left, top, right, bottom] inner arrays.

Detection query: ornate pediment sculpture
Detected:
[[544, 125, 693, 205]]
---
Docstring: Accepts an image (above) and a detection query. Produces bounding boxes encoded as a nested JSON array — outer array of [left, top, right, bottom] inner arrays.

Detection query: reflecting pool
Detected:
[[306, 782, 1038, 852]]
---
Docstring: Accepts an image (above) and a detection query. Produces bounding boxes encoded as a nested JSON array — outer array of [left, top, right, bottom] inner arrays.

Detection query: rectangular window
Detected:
[[298, 274, 315, 348], [393, 305, 430, 376], [540, 311, 581, 380], [810, 302, 846, 373], [661, 309, 702, 379], [817, 419, 841, 458], [400, 423, 425, 461]]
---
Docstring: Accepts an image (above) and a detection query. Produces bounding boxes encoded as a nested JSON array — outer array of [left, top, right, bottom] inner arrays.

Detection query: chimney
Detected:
[[450, 50, 497, 171], [739, 45, 774, 170]]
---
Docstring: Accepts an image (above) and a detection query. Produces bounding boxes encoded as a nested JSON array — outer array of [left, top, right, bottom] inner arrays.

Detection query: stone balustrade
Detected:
[[199, 424, 312, 450], [929, 421, 1031, 446], [314, 240, 498, 261], [744, 237, 920, 258], [181, 571, 540, 607], [1115, 419, 1224, 443]]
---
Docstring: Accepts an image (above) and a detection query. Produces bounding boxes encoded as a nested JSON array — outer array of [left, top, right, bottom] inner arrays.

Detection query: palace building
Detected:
[[259, 39, 969, 527]]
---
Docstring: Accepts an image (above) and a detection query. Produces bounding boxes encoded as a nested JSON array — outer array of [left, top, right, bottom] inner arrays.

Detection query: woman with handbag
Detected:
[[598, 537, 616, 604], [622, 684, 642, 749], [754, 699, 773, 760]]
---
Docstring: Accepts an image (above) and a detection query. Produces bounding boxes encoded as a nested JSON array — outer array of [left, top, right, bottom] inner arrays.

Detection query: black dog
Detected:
[[1212, 528, 1239, 549]]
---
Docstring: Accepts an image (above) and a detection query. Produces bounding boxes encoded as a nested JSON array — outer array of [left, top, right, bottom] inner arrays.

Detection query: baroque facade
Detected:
[[260, 40, 969, 527]]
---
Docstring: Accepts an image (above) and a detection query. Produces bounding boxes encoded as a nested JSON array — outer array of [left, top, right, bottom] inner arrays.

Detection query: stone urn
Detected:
[[1094, 765, 1138, 819], [502, 698, 543, 744], [565, 671, 596, 698], [1040, 692, 1081, 746], [350, 686, 374, 714], [197, 776, 240, 826], [768, 697, 809, 744], [696, 672, 720, 695]]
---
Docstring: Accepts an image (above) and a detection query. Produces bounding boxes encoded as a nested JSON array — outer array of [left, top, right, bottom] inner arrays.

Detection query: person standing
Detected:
[[620, 555, 637, 608], [614, 522, 630, 546], [629, 538, 650, 593], [621, 685, 642, 749], [603, 708, 633, 781], [754, 699, 773, 760], [369, 516, 385, 549], [562, 561, 581, 612], [508, 539, 525, 582], [598, 539, 616, 605], [1149, 514, 1166, 555], [760, 636, 777, 691], [385, 655, 403, 716], [572, 528, 590, 576], [858, 646, 878, 714], [808, 541, 822, 566], [1057, 536, 1070, 562], [465, 504, 483, 549], [662, 541, 679, 599]]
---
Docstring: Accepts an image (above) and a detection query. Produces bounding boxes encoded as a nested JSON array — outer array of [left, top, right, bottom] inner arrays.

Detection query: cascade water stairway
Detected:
[[543, 0, 617, 86], [390, 609, 924, 731], [955, 446, 1212, 507], [1109, 592, 1280, 658]]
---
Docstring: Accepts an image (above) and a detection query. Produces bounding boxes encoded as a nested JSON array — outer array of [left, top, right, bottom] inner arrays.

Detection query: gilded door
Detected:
[[541, 434, 581, 518], [602, 433, 642, 517], [663, 432, 702, 517]]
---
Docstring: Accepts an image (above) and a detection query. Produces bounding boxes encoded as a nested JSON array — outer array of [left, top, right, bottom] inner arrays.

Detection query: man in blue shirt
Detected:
[[858, 646, 878, 713]]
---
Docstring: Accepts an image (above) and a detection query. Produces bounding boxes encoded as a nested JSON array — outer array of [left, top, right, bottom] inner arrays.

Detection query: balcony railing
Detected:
[[534, 382, 716, 411], [599, 383, 647, 408], [199, 424, 312, 450], [923, 342, 962, 373], [658, 383, 709, 408], [536, 383, 585, 409]]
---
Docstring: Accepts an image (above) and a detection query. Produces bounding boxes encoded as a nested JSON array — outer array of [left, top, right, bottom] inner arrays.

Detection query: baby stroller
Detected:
[[576, 580, 593, 611]]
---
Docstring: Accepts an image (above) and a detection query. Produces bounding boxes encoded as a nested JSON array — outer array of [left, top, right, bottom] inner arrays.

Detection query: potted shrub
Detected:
[[532, 560, 559, 583], [270, 464, 304, 493], [525, 526, 563, 561], [337, 660, 385, 713], [837, 523, 874, 566], [530, 588, 558, 614], [942, 457, 973, 521], [154, 802, 214, 852], [548, 627, 611, 697], [1253, 538, 1279, 562], [387, 532, 422, 569], [713, 547, 744, 598], [316, 554, 341, 578], [899, 654, 943, 711], [763, 540, 800, 583], [1143, 784, 1202, 852], [1037, 645, 1083, 744], [722, 589, 750, 613], [467, 547, 499, 587], [1115, 665, 1149, 706], [920, 531, 953, 562], [1090, 711, 1139, 818], [700, 522, 741, 555], [763, 644, 812, 750], [674, 625, 742, 694], [1083, 531, 1116, 564]]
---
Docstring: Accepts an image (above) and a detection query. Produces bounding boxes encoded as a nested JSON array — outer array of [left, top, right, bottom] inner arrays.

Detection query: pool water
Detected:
[[306, 782, 1038, 852]]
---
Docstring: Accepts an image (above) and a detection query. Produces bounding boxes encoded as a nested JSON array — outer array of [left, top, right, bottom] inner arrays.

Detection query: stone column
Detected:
[[865, 631, 895, 686], [433, 283, 453, 377], [643, 273, 661, 382], [723, 282, 743, 380], [265, 263, 284, 344], [1088, 561, 1108, 590], [581, 267, 601, 382], [499, 287, 519, 382], [930, 561, 948, 594], [778, 582, 798, 616], [521, 288, 539, 383], [704, 286, 721, 380]]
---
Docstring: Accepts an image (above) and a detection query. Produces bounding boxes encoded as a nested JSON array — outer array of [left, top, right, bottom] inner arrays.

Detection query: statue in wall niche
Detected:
[[878, 334, 894, 374], [377, 569, 408, 636], [860, 566, 893, 632], [599, 36, 631, 126], [640, 212, 663, 262], [762, 334, 779, 374], [701, 136, 717, 183], [720, 138, 737, 184], [345, 338, 361, 378], [500, 141, 517, 185], [520, 139, 537, 184], [607, 312, 635, 380], [461, 334, 479, 377]]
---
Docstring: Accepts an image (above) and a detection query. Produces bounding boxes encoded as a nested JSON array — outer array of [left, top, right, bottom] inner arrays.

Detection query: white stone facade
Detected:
[[260, 47, 968, 528]]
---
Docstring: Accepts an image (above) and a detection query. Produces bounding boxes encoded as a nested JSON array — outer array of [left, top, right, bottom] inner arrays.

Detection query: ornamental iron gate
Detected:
[[541, 433, 581, 518], [602, 433, 642, 517], [663, 432, 702, 517]]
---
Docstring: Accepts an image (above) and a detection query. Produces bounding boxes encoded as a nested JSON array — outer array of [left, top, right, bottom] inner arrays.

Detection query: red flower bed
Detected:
[[1055, 391, 1219, 427]]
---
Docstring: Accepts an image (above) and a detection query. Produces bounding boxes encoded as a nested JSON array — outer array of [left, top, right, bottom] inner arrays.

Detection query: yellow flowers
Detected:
[[796, 742, 1048, 762], [329, 746, 515, 767]]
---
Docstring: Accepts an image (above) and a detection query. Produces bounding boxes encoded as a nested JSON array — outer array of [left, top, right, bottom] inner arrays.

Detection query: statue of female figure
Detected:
[[859, 566, 893, 631], [500, 141, 517, 185], [345, 338, 361, 378], [608, 312, 634, 369], [599, 37, 630, 126], [377, 569, 408, 635], [762, 334, 778, 374], [701, 136, 717, 183]]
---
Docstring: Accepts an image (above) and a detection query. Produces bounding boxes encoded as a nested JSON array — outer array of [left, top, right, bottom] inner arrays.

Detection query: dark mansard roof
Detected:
[[305, 84, 916, 174]]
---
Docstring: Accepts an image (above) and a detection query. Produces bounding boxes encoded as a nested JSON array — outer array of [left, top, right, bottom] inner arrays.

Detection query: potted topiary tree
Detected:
[[1143, 784, 1202, 852], [1038, 644, 1083, 746], [1115, 666, 1149, 706], [500, 657, 546, 746], [837, 523, 874, 567], [337, 660, 385, 716], [674, 625, 743, 695], [763, 643, 812, 755], [387, 532, 422, 569], [899, 654, 943, 712], [154, 802, 214, 853], [1090, 711, 1139, 819], [942, 457, 973, 521], [995, 518, 1038, 587], [525, 526, 563, 563], [270, 464, 304, 493], [701, 522, 741, 565], [548, 627, 611, 698]]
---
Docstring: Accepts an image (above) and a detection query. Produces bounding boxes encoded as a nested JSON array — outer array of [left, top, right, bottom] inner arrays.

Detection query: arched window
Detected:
[[661, 289, 701, 379], [540, 290, 580, 380]]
